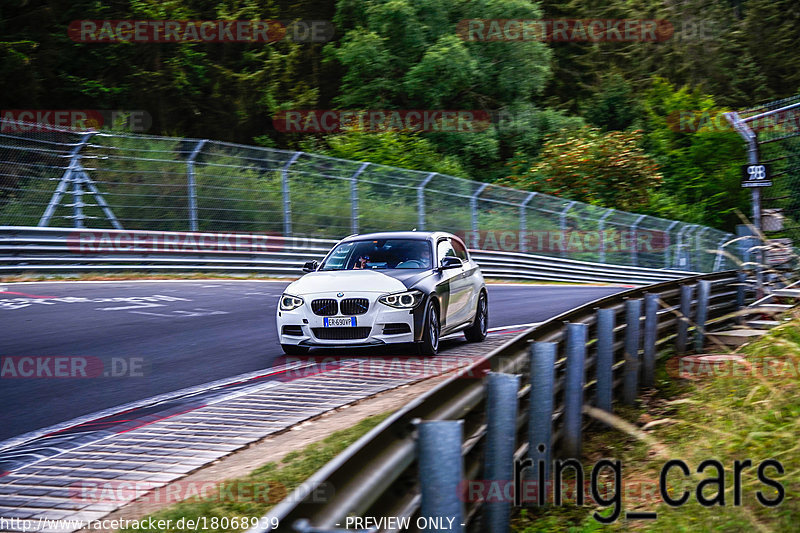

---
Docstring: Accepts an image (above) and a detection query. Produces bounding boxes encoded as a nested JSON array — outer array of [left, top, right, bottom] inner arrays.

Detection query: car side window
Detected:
[[437, 239, 457, 264], [451, 239, 468, 261]]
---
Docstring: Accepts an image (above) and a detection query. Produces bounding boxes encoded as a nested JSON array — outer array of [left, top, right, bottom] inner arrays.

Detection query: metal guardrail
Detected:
[[246, 270, 748, 532], [0, 226, 697, 285]]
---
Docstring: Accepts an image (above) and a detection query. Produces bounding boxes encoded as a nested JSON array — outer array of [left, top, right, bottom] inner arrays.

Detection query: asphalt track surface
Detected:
[[0, 281, 625, 442]]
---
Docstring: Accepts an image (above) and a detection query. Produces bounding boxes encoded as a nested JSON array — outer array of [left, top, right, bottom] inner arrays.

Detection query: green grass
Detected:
[[513, 315, 800, 532], [118, 412, 390, 532]]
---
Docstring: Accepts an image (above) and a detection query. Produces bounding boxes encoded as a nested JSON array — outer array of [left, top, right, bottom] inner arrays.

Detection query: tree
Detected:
[[497, 127, 662, 211]]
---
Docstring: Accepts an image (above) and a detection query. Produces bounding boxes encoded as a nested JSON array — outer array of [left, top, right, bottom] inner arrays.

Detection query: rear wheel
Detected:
[[281, 343, 309, 355], [418, 300, 440, 356], [464, 291, 488, 342]]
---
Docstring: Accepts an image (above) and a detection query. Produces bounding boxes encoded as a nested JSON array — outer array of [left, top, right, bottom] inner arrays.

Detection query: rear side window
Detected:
[[451, 239, 468, 261]]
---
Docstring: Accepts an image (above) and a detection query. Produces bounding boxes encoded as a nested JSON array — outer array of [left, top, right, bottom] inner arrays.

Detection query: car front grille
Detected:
[[311, 327, 372, 340], [311, 299, 338, 316], [340, 298, 369, 315]]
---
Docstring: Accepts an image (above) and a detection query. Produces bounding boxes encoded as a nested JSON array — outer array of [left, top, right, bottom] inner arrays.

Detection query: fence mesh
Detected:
[[0, 117, 737, 272]]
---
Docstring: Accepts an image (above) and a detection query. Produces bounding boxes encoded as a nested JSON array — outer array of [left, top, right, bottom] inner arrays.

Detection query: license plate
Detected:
[[324, 317, 357, 327]]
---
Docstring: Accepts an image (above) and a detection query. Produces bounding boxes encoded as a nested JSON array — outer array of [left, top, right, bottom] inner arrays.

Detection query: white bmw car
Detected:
[[276, 231, 487, 355]]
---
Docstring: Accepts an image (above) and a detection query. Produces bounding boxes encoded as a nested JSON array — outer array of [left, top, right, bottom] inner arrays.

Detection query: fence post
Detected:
[[563, 323, 587, 459], [694, 280, 711, 352], [596, 308, 615, 413], [418, 421, 464, 533], [72, 176, 84, 228], [736, 271, 747, 311], [673, 225, 688, 269], [485, 373, 520, 533], [695, 227, 709, 271], [186, 139, 207, 231], [598, 209, 614, 263], [676, 284, 694, 355], [642, 293, 659, 388], [471, 183, 489, 249], [281, 152, 302, 237], [349, 162, 370, 234], [417, 172, 437, 231], [528, 342, 555, 502], [630, 215, 646, 267], [559, 201, 576, 258], [712, 235, 728, 272], [519, 192, 538, 253], [39, 132, 95, 227], [623, 299, 642, 405], [664, 220, 679, 269]]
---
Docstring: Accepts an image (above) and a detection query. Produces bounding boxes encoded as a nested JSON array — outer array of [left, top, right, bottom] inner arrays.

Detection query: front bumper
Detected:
[[277, 291, 419, 347]]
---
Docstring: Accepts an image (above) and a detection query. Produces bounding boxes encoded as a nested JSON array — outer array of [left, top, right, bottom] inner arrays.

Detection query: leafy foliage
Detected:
[[499, 127, 662, 211]]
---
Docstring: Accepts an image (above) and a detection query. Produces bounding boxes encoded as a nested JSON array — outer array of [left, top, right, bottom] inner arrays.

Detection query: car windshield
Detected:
[[320, 238, 433, 270]]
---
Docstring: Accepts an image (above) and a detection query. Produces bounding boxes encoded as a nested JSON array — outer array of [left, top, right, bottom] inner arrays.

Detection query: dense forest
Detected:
[[1, 0, 799, 232]]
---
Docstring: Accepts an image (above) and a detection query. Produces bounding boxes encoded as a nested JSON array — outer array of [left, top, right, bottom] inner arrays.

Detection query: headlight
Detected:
[[279, 294, 304, 311], [379, 289, 424, 309]]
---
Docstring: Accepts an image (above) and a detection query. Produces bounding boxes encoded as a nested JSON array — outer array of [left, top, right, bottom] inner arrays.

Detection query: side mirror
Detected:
[[440, 256, 463, 270], [302, 260, 319, 273]]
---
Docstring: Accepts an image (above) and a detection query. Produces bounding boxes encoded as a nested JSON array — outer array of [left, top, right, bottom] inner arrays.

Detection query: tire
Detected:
[[418, 300, 440, 356], [281, 343, 309, 355], [464, 291, 488, 342]]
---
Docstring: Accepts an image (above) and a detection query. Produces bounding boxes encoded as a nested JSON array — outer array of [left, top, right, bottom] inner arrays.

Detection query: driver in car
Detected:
[[353, 255, 369, 269]]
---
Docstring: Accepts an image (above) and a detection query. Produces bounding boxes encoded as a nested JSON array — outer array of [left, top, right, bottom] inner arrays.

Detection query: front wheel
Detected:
[[281, 343, 309, 355], [464, 291, 488, 342], [418, 300, 440, 356]]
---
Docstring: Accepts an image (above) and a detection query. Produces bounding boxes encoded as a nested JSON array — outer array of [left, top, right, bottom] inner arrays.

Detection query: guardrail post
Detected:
[[596, 308, 615, 413], [186, 139, 207, 231], [623, 299, 642, 405], [485, 373, 520, 533], [349, 162, 370, 234], [676, 284, 694, 355], [642, 293, 659, 388], [519, 192, 537, 253], [418, 421, 464, 533], [528, 342, 555, 502], [471, 184, 489, 248], [282, 152, 303, 237], [417, 172, 437, 231], [694, 280, 711, 353], [563, 323, 587, 459]]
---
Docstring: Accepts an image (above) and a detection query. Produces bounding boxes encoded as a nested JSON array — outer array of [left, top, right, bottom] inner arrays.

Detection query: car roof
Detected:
[[339, 231, 454, 243]]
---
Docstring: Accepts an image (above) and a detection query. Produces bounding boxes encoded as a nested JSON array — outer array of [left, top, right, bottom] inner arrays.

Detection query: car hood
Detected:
[[287, 269, 413, 295]]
